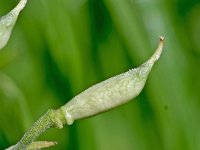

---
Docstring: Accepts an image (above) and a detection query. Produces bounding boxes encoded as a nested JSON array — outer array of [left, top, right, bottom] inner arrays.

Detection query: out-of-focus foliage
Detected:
[[0, 0, 200, 150]]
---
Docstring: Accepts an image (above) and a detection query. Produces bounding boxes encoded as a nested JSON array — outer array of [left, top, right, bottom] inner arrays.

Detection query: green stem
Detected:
[[12, 109, 66, 150]]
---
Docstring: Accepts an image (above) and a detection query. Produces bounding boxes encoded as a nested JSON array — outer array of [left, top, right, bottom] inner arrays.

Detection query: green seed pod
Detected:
[[61, 37, 164, 125], [0, 0, 27, 50]]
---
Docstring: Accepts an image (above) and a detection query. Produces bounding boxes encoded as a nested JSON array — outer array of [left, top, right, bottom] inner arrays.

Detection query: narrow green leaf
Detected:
[[0, 73, 32, 141], [0, 0, 27, 50]]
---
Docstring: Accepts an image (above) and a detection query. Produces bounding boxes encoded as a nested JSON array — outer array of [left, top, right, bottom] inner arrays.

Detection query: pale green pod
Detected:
[[61, 36, 164, 125], [0, 0, 27, 50]]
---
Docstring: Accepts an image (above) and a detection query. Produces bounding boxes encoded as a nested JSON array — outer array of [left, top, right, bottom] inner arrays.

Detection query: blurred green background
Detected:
[[0, 0, 200, 149]]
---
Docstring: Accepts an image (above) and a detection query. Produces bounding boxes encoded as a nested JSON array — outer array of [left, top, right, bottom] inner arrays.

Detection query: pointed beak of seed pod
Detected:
[[149, 36, 164, 64]]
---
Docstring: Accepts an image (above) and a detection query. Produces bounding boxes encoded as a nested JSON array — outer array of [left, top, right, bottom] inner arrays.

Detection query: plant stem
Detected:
[[12, 109, 66, 150]]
